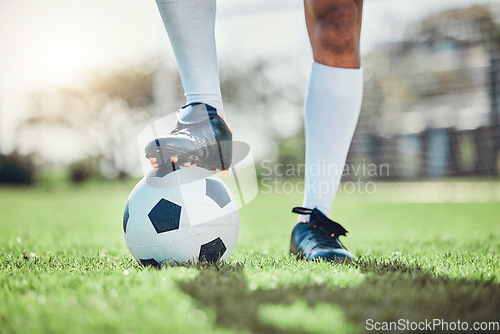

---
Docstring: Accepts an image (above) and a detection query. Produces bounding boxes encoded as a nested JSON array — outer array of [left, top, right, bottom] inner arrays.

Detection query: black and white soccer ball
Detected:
[[123, 166, 239, 266]]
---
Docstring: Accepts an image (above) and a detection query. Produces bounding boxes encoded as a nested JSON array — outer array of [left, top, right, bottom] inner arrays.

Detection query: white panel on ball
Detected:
[[123, 166, 239, 266]]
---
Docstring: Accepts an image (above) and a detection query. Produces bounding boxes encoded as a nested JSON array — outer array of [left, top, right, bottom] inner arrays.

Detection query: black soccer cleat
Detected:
[[145, 102, 232, 174], [290, 207, 354, 263]]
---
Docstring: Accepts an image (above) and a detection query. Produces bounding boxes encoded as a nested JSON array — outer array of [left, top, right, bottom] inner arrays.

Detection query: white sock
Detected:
[[156, 0, 224, 117], [300, 62, 363, 221]]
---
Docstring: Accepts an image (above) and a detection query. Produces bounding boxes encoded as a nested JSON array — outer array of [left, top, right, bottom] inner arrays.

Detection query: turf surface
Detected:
[[0, 181, 499, 333]]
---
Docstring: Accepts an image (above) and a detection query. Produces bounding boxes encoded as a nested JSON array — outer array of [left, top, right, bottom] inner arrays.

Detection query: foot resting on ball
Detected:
[[145, 102, 232, 173], [290, 207, 354, 263]]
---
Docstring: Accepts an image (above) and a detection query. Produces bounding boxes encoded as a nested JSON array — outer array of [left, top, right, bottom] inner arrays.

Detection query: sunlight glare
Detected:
[[41, 40, 86, 85]]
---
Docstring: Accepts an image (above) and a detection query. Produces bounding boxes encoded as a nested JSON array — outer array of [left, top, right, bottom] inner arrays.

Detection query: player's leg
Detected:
[[156, 0, 222, 114], [290, 0, 363, 262], [145, 0, 231, 173], [304, 0, 362, 68]]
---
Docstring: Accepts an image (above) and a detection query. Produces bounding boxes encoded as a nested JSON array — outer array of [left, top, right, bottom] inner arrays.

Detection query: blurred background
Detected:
[[0, 0, 499, 199]]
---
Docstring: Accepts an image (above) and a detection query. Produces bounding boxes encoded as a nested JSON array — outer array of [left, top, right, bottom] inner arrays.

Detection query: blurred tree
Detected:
[[416, 5, 500, 48], [0, 152, 34, 185], [22, 58, 304, 179], [221, 58, 305, 137], [356, 4, 500, 179], [68, 157, 100, 184], [23, 63, 158, 179], [220, 58, 307, 166]]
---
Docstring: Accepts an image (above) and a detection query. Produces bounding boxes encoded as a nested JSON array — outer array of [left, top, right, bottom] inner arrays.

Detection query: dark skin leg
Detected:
[[296, 0, 363, 225], [304, 0, 363, 69]]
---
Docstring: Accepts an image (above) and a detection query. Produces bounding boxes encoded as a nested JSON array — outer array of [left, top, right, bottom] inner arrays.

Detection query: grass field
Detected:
[[0, 180, 499, 333]]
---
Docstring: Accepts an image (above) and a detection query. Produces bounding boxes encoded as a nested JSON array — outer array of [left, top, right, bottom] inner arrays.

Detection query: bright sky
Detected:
[[0, 0, 496, 156]]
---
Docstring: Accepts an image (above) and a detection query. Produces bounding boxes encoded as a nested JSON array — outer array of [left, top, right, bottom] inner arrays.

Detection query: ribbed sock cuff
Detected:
[[308, 62, 363, 98]]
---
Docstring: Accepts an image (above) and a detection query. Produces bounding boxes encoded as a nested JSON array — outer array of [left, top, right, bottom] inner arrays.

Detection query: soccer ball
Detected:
[[123, 166, 239, 266]]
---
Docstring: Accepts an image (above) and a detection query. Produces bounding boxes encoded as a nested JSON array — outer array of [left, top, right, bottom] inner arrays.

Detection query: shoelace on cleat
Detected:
[[292, 207, 351, 250], [292, 207, 348, 237]]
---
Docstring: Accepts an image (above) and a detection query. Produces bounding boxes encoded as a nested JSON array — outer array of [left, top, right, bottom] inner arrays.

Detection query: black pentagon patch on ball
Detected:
[[123, 201, 130, 233], [205, 179, 231, 208], [148, 199, 182, 233], [199, 237, 227, 263], [139, 258, 160, 268]]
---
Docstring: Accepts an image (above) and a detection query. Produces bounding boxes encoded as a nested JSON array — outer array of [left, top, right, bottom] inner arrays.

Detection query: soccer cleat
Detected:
[[290, 207, 354, 263], [145, 102, 232, 173]]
